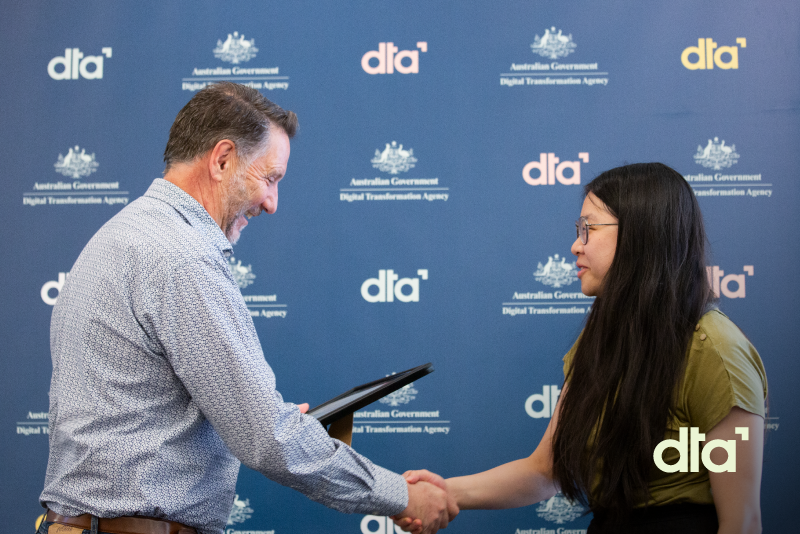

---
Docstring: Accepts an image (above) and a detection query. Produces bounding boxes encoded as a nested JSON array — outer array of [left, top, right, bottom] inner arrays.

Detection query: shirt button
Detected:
[[695, 324, 701, 331], [699, 333, 707, 341]]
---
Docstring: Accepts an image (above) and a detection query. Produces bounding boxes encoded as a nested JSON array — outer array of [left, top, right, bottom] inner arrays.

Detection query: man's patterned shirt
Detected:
[[40, 179, 407, 534]]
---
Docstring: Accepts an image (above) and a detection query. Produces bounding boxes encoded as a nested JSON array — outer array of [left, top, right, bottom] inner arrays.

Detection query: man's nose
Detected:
[[263, 186, 278, 214]]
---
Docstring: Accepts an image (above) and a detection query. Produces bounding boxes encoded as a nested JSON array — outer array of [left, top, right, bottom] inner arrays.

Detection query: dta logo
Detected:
[[214, 32, 258, 64], [371, 141, 418, 174], [54, 146, 99, 179], [525, 385, 562, 419], [362, 42, 428, 74], [228, 257, 256, 289], [523, 152, 589, 186], [534, 254, 578, 288], [48, 48, 112, 80], [361, 515, 404, 534], [706, 265, 753, 299], [654, 427, 750, 473], [536, 493, 584, 524], [361, 270, 428, 303], [681, 38, 746, 70], [531, 27, 577, 59], [379, 382, 418, 407], [41, 273, 68, 306], [694, 137, 739, 170], [227, 494, 254, 525]]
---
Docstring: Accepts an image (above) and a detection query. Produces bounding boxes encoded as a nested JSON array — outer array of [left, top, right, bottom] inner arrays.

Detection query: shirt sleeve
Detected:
[[682, 311, 768, 434], [144, 254, 408, 516]]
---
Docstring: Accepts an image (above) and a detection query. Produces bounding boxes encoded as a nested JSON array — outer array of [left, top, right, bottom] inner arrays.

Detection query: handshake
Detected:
[[391, 470, 460, 534]]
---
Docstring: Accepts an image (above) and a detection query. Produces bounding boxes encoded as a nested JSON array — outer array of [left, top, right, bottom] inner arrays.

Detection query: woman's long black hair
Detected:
[[551, 163, 714, 523]]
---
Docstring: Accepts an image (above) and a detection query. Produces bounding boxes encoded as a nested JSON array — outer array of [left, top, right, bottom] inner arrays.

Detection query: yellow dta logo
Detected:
[[681, 38, 746, 70]]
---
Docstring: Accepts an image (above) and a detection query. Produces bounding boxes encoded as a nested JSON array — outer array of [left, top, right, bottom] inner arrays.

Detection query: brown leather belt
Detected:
[[45, 510, 197, 534]]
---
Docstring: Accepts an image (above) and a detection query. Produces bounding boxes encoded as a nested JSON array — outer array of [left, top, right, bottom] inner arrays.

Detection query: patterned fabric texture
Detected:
[[40, 179, 407, 534]]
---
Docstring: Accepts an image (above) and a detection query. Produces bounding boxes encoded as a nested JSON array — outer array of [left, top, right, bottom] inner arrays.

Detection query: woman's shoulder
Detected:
[[692, 309, 758, 363], [683, 308, 767, 424]]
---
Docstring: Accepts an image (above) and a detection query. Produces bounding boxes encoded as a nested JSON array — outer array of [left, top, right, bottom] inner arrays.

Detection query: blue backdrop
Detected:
[[2, 1, 798, 532]]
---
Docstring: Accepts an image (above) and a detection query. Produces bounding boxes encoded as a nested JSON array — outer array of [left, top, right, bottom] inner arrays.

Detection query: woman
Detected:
[[399, 163, 767, 533]]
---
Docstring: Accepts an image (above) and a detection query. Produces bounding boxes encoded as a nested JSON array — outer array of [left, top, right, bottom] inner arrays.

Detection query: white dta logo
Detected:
[[361, 516, 404, 534], [214, 32, 258, 64], [681, 38, 746, 70], [361, 269, 428, 303], [531, 27, 577, 60], [694, 137, 739, 170], [706, 265, 753, 299], [41, 273, 68, 306], [523, 152, 589, 186], [54, 145, 99, 179], [362, 42, 428, 74], [48, 48, 112, 80], [525, 385, 562, 419], [371, 141, 418, 174]]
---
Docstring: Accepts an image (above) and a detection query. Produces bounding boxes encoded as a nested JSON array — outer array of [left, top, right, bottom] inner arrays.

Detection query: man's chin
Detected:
[[225, 216, 249, 245]]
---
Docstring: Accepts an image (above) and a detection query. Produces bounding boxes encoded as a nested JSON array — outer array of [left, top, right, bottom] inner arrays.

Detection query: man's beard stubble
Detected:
[[221, 166, 259, 245]]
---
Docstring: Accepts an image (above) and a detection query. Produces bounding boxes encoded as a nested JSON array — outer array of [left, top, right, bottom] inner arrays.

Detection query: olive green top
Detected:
[[562, 309, 767, 506]]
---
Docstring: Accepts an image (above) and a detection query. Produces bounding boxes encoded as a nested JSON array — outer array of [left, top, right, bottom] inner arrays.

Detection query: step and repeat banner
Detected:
[[1, 2, 798, 533]]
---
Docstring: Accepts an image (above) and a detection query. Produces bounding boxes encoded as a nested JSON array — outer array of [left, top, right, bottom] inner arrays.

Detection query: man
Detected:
[[39, 82, 454, 534]]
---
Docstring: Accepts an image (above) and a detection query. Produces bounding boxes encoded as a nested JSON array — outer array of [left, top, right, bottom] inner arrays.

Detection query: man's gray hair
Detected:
[[163, 82, 297, 172]]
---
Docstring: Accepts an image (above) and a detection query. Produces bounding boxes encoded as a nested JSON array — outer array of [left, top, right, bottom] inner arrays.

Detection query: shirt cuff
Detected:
[[367, 467, 408, 516]]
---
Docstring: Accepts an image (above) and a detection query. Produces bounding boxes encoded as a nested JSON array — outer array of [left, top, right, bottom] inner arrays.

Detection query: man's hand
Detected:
[[392, 475, 459, 534], [297, 403, 309, 413], [403, 470, 447, 490]]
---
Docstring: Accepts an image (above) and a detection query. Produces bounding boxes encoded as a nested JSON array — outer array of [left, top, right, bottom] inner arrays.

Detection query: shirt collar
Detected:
[[144, 178, 233, 257]]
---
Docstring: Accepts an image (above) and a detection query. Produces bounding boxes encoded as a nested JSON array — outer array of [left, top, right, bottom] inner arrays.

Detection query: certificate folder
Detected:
[[308, 363, 433, 444]]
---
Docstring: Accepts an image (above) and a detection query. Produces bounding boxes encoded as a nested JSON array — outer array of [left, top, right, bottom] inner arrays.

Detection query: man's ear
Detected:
[[208, 139, 236, 183]]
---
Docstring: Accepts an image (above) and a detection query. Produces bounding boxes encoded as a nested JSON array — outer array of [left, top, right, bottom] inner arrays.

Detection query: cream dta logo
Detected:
[[523, 152, 590, 186], [48, 48, 112, 80], [681, 38, 746, 70], [361, 270, 429, 303], [654, 427, 750, 473], [362, 42, 428, 74], [706, 265, 753, 299]]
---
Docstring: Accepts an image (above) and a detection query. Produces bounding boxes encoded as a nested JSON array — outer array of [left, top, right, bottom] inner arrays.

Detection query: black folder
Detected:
[[307, 363, 434, 426]]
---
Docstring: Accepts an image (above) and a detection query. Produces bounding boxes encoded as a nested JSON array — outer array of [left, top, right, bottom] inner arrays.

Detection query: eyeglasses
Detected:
[[575, 216, 618, 245]]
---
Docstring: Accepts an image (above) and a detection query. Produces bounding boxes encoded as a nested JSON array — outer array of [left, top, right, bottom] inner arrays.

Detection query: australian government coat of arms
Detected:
[[533, 254, 579, 289]]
